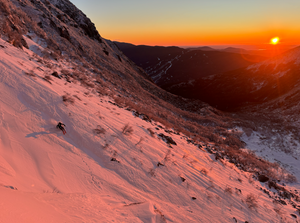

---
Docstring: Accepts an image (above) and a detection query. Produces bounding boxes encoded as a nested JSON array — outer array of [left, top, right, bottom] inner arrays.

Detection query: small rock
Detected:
[[158, 133, 177, 145], [51, 71, 61, 79], [4, 185, 17, 190], [110, 158, 120, 163], [157, 162, 164, 167], [258, 175, 269, 183], [291, 214, 297, 218], [278, 199, 287, 205]]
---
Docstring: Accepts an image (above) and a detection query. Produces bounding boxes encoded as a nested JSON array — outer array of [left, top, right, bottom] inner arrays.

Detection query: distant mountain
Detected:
[[115, 42, 267, 86], [222, 47, 246, 53], [187, 46, 217, 51], [165, 46, 300, 110]]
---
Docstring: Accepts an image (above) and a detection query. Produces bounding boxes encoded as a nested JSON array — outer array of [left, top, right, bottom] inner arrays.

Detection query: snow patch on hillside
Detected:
[[241, 130, 300, 189]]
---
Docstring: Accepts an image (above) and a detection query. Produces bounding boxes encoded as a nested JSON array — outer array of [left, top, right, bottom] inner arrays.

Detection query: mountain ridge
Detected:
[[114, 41, 267, 87]]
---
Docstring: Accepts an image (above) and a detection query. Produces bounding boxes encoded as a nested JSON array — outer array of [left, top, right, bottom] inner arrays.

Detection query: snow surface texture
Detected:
[[0, 38, 299, 222]]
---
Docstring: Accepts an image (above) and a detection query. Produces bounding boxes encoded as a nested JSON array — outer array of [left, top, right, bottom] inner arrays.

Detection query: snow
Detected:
[[251, 81, 266, 92], [23, 35, 46, 57], [0, 37, 299, 222], [272, 70, 290, 78], [241, 129, 300, 189], [164, 61, 172, 74]]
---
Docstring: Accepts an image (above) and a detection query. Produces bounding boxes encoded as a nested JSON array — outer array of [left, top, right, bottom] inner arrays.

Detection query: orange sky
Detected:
[[70, 0, 300, 47]]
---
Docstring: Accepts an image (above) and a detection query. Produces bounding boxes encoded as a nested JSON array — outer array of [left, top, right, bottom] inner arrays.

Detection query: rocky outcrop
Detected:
[[158, 133, 177, 145], [49, 0, 102, 42]]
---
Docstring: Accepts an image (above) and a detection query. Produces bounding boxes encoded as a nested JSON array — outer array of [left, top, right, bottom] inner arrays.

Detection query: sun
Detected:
[[270, 37, 280, 45]]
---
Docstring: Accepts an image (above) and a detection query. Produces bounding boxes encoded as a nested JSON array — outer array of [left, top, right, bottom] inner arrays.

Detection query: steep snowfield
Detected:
[[0, 38, 299, 222]]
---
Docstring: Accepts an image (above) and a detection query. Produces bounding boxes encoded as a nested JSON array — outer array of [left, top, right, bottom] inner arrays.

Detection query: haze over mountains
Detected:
[[1, 0, 300, 222]]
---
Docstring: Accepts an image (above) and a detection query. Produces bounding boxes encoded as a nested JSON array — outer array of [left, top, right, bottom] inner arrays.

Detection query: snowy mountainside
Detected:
[[1, 33, 300, 223], [1, 0, 300, 222]]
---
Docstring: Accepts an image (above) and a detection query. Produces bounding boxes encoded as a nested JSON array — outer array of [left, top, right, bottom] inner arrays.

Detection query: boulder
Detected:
[[258, 175, 269, 183], [158, 133, 177, 145]]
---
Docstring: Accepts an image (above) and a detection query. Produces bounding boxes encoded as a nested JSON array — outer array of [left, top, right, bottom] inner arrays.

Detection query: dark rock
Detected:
[[141, 114, 151, 122], [57, 14, 66, 22], [164, 129, 173, 134], [21, 37, 28, 49], [268, 181, 284, 191], [235, 188, 242, 194], [157, 162, 164, 167], [281, 191, 292, 199], [205, 147, 213, 154], [291, 214, 297, 219], [37, 21, 43, 28], [79, 23, 102, 42], [51, 71, 61, 79], [49, 19, 70, 41], [164, 129, 179, 135], [59, 26, 70, 40], [110, 158, 120, 163], [187, 139, 194, 144], [180, 177, 186, 182], [117, 54, 122, 62], [215, 152, 223, 161], [278, 199, 287, 205], [258, 175, 269, 183], [158, 133, 177, 145], [108, 101, 123, 108], [103, 49, 109, 56], [191, 197, 196, 200], [133, 111, 151, 122], [4, 185, 17, 190]]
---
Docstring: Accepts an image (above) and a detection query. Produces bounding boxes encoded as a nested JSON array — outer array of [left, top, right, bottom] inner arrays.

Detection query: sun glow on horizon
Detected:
[[270, 37, 280, 45]]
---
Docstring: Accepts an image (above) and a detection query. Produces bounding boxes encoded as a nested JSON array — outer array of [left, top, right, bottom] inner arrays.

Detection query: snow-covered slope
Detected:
[[1, 0, 300, 222], [1, 35, 300, 223]]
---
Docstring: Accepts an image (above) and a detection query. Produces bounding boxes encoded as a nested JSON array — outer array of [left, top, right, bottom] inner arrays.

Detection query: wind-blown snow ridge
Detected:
[[0, 36, 299, 222]]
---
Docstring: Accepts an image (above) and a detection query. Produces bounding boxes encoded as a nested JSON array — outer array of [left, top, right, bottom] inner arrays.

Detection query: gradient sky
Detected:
[[70, 0, 300, 47]]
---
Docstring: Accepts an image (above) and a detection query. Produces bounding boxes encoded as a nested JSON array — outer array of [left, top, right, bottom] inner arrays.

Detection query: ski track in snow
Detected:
[[0, 38, 299, 222]]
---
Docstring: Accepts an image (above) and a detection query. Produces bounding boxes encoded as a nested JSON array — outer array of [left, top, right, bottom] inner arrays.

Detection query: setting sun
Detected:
[[270, 37, 280, 45]]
